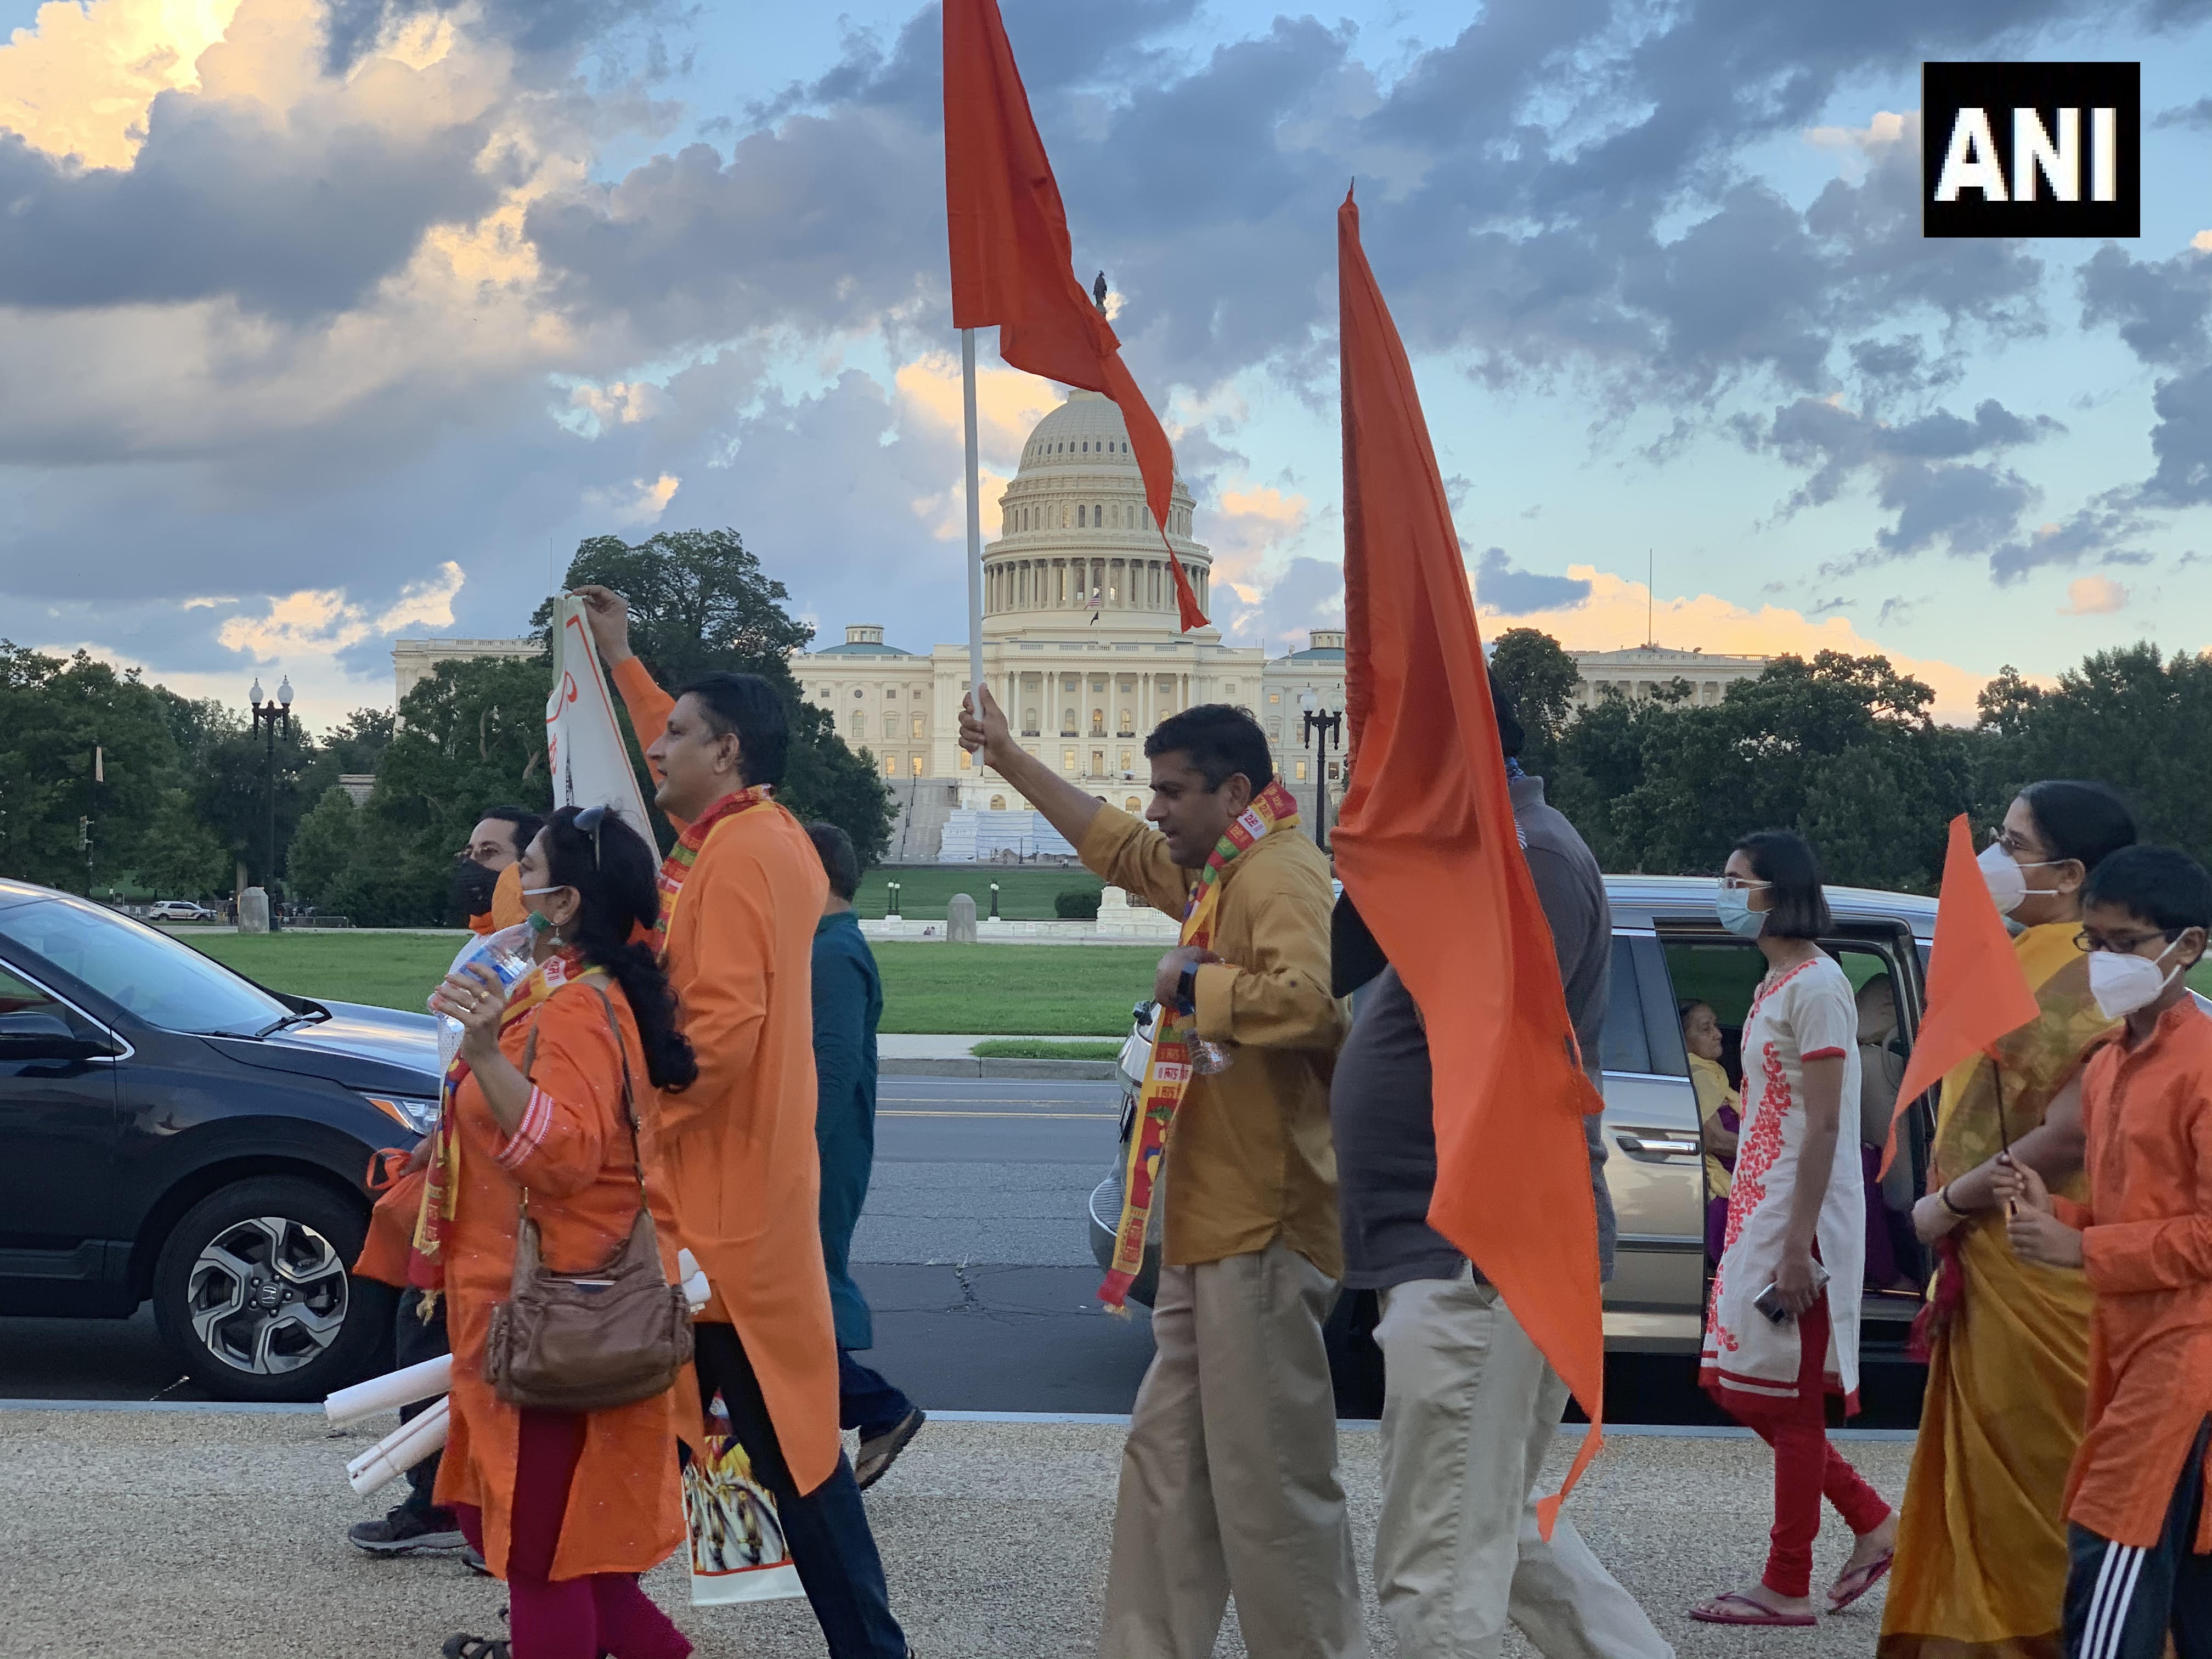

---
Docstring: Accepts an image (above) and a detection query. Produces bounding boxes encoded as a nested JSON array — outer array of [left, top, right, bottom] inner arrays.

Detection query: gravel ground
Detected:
[[2, 1407, 1915, 1658]]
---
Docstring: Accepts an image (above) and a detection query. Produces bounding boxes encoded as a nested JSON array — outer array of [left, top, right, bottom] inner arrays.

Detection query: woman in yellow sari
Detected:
[[1878, 780, 2136, 1657]]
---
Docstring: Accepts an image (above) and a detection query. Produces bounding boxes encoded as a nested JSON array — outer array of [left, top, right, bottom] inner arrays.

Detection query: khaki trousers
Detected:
[[1099, 1240, 1368, 1659], [1375, 1269, 1672, 1659]]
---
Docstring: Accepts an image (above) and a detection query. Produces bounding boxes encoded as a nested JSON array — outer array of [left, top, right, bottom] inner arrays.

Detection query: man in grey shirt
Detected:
[[1330, 679, 1670, 1659]]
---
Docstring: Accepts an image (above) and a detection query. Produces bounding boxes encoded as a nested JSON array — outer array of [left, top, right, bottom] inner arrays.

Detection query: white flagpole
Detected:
[[962, 328, 986, 719]]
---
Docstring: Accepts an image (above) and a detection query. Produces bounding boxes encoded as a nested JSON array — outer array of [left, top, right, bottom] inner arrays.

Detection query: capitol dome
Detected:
[[983, 389, 1212, 636]]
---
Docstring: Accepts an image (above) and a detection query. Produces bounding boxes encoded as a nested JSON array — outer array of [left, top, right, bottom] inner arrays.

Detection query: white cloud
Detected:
[[217, 560, 465, 660], [2057, 574, 2130, 614], [0, 0, 243, 167], [584, 473, 680, 526]]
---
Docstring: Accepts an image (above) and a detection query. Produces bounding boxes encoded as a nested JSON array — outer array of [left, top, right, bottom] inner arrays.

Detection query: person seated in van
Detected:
[[1995, 843, 2212, 1659], [1853, 974, 1916, 1291], [1682, 1000, 1739, 1263]]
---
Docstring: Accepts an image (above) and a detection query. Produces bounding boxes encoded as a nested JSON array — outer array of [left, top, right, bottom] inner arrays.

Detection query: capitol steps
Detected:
[[938, 808, 1077, 863]]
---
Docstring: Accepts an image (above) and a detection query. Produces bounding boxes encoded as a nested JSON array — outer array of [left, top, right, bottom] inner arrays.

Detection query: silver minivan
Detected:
[[1089, 874, 1945, 1357]]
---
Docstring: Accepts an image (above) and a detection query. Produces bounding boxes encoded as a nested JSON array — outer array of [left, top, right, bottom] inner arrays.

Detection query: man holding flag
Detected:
[[1327, 190, 1659, 1658], [958, 691, 1363, 1659]]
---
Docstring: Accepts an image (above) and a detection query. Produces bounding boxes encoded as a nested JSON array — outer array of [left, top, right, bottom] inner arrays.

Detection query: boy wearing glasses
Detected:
[[1996, 844, 2212, 1659]]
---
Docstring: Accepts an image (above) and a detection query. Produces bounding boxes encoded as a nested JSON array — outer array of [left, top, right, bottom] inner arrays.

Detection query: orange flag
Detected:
[[1329, 187, 1605, 1537], [1882, 814, 2040, 1175], [942, 0, 1207, 630]]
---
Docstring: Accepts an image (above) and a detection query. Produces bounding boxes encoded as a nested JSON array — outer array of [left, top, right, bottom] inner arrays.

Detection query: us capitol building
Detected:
[[793, 389, 1351, 859]]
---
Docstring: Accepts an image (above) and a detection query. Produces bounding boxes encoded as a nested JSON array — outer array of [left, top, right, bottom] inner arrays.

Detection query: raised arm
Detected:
[[958, 686, 1105, 853]]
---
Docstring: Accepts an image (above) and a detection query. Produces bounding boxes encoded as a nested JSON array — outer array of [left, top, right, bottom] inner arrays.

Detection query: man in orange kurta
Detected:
[[579, 584, 910, 1659]]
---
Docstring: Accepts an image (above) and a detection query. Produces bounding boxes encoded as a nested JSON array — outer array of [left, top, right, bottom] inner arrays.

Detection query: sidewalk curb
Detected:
[[883, 1057, 1121, 1080]]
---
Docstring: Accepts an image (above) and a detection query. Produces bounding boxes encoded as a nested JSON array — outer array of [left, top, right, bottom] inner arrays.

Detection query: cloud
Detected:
[[2058, 575, 2131, 614], [216, 560, 465, 659], [1475, 564, 1994, 723], [1223, 555, 1345, 657], [1474, 547, 1593, 615], [0, 0, 244, 168], [584, 472, 680, 526]]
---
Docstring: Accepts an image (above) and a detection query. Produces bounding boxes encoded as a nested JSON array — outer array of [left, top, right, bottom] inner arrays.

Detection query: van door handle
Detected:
[[1613, 1131, 1702, 1161]]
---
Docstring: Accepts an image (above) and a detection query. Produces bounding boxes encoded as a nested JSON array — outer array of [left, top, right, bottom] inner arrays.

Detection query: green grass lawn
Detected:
[[171, 929, 1154, 1036], [852, 866, 1101, 920], [968, 1037, 1126, 1059]]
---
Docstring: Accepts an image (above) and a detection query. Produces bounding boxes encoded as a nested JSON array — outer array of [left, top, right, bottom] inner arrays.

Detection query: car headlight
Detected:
[[360, 1092, 441, 1137]]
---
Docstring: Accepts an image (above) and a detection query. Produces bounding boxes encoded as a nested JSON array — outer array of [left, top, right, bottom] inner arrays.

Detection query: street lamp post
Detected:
[[1298, 688, 1342, 848], [249, 676, 294, 918]]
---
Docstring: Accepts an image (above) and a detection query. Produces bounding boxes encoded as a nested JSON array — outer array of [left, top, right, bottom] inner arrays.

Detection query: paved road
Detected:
[[0, 1073, 1926, 1426]]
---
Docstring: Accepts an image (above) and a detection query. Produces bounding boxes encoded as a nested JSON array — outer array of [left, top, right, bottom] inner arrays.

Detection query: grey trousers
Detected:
[[1375, 1268, 1672, 1659], [1098, 1240, 1368, 1659]]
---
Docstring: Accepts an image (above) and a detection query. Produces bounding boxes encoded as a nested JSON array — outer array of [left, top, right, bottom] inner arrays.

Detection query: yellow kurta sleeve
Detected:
[[1078, 803, 1194, 917], [1190, 878, 1342, 1051]]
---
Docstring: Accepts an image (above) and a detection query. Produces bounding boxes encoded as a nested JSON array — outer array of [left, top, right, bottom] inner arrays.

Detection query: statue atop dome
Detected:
[[1093, 270, 1108, 314]]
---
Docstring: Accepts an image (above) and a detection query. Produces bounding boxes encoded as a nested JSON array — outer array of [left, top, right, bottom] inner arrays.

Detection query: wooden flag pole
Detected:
[[961, 328, 986, 718]]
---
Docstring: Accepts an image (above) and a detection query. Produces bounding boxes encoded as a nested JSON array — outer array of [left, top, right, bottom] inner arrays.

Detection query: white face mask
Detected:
[[1977, 841, 2066, 916], [2088, 939, 2186, 1020]]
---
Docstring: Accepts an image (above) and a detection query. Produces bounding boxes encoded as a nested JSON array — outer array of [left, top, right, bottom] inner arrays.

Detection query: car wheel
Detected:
[[151, 1176, 393, 1403]]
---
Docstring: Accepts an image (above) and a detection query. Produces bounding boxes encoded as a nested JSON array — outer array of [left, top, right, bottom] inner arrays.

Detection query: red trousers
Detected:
[[453, 1409, 691, 1659], [1719, 1296, 1892, 1599]]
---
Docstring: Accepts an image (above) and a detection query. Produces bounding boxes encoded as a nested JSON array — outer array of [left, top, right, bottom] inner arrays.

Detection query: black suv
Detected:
[[0, 878, 442, 1401]]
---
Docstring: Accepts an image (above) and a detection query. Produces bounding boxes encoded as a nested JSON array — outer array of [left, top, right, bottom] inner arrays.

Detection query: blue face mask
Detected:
[[1716, 882, 1768, 939]]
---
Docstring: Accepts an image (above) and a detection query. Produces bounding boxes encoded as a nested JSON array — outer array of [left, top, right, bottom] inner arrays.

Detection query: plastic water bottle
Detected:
[[434, 922, 540, 1074]]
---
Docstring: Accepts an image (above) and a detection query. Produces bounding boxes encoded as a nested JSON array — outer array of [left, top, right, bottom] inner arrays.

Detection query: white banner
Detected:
[[544, 596, 656, 844]]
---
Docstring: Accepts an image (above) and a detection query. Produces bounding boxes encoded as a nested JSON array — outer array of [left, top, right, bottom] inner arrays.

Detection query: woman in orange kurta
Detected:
[[425, 805, 699, 1659]]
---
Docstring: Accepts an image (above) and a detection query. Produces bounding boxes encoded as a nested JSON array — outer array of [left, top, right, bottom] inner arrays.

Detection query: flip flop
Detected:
[[1826, 1549, 1895, 1613], [1689, 1591, 1817, 1627]]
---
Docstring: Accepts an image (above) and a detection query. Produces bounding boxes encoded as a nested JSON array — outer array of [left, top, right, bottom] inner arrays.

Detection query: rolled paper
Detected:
[[325, 1352, 453, 1427], [344, 1395, 448, 1481], [346, 1397, 450, 1494]]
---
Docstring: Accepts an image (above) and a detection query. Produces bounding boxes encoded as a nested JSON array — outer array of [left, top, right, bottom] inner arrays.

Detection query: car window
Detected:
[[0, 897, 287, 1036], [0, 963, 101, 1042], [1600, 937, 1651, 1074]]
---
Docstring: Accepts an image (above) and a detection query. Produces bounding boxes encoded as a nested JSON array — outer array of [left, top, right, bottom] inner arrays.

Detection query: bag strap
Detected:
[[511, 975, 648, 1213]]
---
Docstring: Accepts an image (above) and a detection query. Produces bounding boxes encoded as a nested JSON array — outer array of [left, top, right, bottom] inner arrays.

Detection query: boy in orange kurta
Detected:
[[581, 583, 910, 1659], [1999, 845, 2212, 1659]]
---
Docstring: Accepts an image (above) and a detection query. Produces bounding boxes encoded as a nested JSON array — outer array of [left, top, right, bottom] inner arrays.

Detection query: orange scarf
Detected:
[[654, 787, 772, 954]]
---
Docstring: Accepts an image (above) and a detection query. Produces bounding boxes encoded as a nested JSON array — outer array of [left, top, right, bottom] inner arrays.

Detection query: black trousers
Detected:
[[395, 1288, 452, 1519], [2065, 1419, 2212, 1659], [692, 1322, 906, 1659]]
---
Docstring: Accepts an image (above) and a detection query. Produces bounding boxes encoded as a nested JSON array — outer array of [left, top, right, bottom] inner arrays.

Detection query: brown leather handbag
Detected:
[[484, 986, 693, 1412]]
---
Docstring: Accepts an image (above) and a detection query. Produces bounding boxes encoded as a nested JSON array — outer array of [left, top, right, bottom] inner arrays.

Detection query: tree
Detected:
[[1487, 627, 1582, 775], [187, 720, 318, 895], [538, 530, 894, 867], [1985, 643, 2212, 869], [287, 788, 363, 911]]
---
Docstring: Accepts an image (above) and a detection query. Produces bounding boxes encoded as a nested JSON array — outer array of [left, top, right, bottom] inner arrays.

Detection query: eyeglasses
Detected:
[[1988, 826, 2044, 859], [1717, 875, 1771, 892], [574, 804, 609, 870], [2075, 927, 2178, 955]]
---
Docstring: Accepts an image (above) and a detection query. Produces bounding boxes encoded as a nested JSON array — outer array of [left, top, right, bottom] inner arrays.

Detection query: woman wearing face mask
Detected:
[[420, 805, 699, 1659], [1880, 779, 2137, 1659], [1694, 831, 1897, 1629]]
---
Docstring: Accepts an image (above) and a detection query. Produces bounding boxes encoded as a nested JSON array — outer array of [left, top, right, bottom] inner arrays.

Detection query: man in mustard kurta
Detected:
[[960, 690, 1362, 1659], [579, 585, 909, 1659]]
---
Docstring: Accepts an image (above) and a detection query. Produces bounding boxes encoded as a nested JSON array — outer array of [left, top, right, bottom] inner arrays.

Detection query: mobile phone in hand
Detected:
[[1752, 1262, 1831, 1324]]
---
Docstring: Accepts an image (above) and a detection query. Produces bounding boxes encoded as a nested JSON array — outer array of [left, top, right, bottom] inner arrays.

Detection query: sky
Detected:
[[3, 0, 2211, 729]]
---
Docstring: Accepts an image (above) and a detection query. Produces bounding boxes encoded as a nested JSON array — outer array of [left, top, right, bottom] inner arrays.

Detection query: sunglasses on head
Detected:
[[574, 803, 610, 869]]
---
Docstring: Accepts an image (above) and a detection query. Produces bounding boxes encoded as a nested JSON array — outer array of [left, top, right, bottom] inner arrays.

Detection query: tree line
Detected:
[[1488, 628, 2212, 890], [0, 532, 895, 924]]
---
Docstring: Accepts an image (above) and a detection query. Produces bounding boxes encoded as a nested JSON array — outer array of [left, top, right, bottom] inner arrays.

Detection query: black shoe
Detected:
[[461, 1546, 491, 1577], [855, 1407, 926, 1491], [348, 1504, 466, 1555]]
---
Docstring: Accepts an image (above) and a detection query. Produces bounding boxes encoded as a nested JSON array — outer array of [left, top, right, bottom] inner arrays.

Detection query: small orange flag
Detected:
[[942, 0, 1207, 631], [1329, 187, 1605, 1538], [1883, 814, 2040, 1175]]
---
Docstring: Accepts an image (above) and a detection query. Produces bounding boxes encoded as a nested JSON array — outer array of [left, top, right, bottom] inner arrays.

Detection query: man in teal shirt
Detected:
[[806, 822, 926, 1489]]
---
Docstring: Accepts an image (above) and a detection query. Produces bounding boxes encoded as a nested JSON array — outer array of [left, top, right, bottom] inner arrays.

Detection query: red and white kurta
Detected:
[[1700, 954, 1866, 1413]]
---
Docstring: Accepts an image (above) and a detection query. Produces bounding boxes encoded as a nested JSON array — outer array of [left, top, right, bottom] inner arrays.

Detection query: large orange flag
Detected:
[[943, 0, 1207, 630], [1881, 814, 2040, 1175], [1329, 188, 1605, 1536]]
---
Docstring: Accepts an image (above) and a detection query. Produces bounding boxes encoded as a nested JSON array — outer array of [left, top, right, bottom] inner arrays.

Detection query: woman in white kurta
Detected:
[[1692, 830, 1897, 1630]]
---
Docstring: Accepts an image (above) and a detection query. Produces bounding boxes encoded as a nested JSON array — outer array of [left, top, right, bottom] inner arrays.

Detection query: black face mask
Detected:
[[451, 859, 500, 919]]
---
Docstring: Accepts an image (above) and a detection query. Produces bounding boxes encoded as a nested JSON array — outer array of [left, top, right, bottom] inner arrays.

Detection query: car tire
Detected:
[[151, 1175, 393, 1403]]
